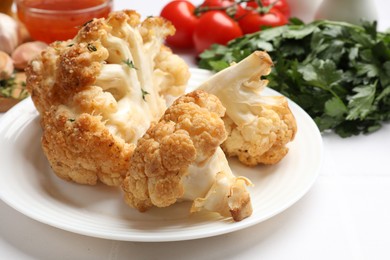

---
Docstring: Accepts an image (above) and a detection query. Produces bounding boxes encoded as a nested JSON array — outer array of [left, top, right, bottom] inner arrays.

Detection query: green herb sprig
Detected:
[[141, 88, 149, 101], [198, 19, 390, 137], [123, 59, 137, 69], [0, 75, 28, 99], [87, 43, 97, 52]]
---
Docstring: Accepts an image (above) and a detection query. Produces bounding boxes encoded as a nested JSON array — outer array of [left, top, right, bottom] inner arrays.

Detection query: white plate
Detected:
[[0, 68, 323, 242]]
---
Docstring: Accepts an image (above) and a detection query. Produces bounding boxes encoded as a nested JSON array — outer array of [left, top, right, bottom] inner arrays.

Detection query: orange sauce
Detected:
[[17, 0, 112, 43]]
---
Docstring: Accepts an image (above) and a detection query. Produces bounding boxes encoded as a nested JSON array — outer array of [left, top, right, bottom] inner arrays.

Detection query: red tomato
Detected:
[[198, 0, 246, 20], [160, 0, 198, 48], [238, 8, 288, 34], [199, 0, 233, 8], [193, 11, 243, 54], [247, 0, 290, 18]]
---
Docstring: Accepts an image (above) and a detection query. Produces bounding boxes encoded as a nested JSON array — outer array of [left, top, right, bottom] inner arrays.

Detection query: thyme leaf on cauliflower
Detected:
[[83, 19, 93, 27], [87, 43, 97, 52], [123, 58, 137, 69], [141, 88, 149, 101]]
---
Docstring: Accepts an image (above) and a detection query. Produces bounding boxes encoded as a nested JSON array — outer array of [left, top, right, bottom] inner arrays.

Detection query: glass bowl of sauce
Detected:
[[16, 0, 113, 43]]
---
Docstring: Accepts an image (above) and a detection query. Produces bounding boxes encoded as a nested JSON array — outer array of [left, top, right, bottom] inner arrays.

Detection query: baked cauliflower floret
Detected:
[[153, 46, 190, 97], [26, 10, 190, 186], [198, 51, 297, 166], [122, 90, 253, 221]]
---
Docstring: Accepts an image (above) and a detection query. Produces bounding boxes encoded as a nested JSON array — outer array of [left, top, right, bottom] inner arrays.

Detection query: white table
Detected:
[[1, 1, 390, 259]]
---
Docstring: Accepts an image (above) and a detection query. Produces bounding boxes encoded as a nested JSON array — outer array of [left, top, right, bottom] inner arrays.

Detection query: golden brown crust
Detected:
[[153, 45, 191, 97], [140, 16, 175, 43], [41, 107, 135, 186], [57, 42, 108, 99], [26, 40, 108, 113], [76, 18, 111, 42], [122, 90, 227, 211], [108, 10, 141, 28]]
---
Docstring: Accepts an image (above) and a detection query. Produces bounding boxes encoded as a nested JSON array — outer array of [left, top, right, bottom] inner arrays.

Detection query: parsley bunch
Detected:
[[198, 19, 390, 137]]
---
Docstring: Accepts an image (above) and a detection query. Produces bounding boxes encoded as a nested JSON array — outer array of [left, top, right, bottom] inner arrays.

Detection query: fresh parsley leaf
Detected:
[[325, 97, 347, 118], [282, 23, 317, 40], [298, 59, 343, 89], [347, 83, 376, 120], [198, 20, 390, 137], [348, 47, 359, 61], [207, 60, 230, 71], [288, 17, 305, 26], [356, 63, 379, 78]]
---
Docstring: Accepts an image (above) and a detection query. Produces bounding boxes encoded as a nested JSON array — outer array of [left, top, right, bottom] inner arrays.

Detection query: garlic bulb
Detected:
[[12, 41, 47, 70], [0, 13, 21, 55], [0, 51, 14, 80]]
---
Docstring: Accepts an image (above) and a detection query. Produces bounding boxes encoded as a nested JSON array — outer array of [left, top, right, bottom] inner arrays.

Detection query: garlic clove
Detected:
[[12, 41, 48, 70], [0, 51, 14, 80], [0, 13, 21, 54]]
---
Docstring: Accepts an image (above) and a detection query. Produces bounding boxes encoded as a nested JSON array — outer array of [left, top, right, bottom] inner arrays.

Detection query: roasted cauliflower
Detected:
[[26, 10, 190, 186], [198, 51, 297, 166], [122, 90, 253, 221]]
